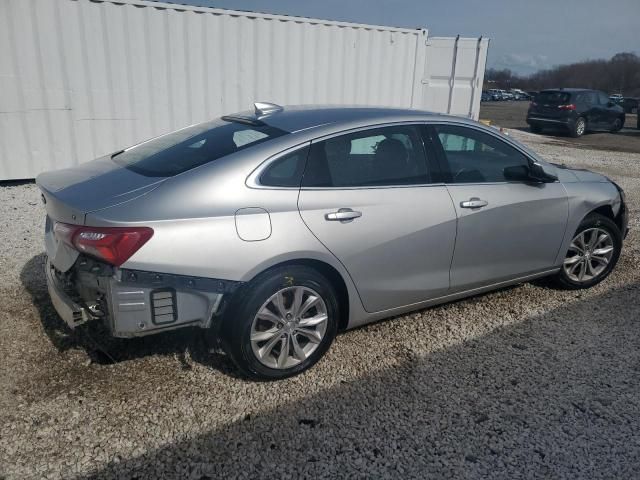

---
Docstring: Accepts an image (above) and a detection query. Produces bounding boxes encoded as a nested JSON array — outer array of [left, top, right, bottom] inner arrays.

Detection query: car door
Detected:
[[429, 123, 568, 291], [582, 91, 601, 127], [297, 124, 457, 313], [597, 91, 617, 128]]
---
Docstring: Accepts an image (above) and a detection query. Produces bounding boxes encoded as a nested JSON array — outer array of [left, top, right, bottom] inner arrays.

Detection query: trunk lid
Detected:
[[37, 154, 166, 272], [37, 154, 166, 224]]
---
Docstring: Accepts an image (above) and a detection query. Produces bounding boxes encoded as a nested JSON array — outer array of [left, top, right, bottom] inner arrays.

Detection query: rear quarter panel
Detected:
[[84, 149, 368, 328]]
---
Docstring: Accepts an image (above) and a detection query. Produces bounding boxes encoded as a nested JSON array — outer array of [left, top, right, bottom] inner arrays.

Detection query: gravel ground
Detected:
[[1, 131, 639, 479]]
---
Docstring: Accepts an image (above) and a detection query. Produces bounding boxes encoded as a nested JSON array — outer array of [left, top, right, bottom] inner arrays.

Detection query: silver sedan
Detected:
[[37, 104, 629, 379]]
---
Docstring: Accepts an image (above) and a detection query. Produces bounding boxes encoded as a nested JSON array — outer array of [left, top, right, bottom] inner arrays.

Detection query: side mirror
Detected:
[[504, 162, 557, 183], [528, 161, 558, 183], [503, 165, 530, 182]]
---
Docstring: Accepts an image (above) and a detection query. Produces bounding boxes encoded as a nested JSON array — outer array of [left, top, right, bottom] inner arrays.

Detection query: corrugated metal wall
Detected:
[[421, 36, 489, 121], [0, 0, 488, 180]]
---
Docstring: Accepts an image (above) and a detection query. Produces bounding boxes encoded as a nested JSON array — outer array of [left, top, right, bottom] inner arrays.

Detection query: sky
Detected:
[[166, 0, 640, 75]]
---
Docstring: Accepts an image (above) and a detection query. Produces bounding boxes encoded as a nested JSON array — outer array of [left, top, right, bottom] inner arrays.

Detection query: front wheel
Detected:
[[221, 266, 339, 380], [551, 213, 622, 290], [610, 117, 623, 133], [529, 124, 542, 134]]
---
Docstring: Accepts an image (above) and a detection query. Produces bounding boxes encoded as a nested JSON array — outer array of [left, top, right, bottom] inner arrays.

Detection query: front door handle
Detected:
[[325, 208, 362, 222], [460, 197, 488, 209]]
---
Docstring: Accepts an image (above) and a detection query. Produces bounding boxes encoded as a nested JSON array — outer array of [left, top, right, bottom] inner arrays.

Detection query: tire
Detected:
[[570, 117, 586, 138], [221, 265, 339, 380], [551, 213, 622, 290], [610, 117, 623, 133], [529, 124, 542, 134]]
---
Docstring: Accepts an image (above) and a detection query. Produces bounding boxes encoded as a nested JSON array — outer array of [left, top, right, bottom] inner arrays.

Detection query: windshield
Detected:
[[537, 91, 572, 104], [113, 118, 288, 177]]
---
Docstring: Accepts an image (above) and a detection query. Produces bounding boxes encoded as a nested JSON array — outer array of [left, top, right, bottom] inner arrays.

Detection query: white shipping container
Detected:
[[0, 0, 489, 180]]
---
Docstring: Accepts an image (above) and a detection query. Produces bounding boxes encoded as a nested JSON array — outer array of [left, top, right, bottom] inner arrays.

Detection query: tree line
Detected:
[[485, 52, 640, 97]]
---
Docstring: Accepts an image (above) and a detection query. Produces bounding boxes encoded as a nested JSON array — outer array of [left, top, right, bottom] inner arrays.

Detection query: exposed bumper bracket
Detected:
[[45, 260, 95, 329]]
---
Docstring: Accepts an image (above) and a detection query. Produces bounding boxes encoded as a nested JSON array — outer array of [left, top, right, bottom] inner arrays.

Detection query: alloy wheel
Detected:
[[576, 118, 586, 136], [563, 228, 615, 282], [250, 286, 328, 369]]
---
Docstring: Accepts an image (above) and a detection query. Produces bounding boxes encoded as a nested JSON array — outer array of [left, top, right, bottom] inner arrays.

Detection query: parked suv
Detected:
[[527, 89, 625, 137]]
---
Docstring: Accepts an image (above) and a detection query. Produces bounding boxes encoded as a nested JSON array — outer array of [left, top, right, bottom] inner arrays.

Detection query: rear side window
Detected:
[[114, 118, 288, 177], [537, 91, 571, 105], [574, 92, 589, 104], [434, 125, 529, 183], [260, 147, 309, 187], [578, 92, 598, 105], [302, 125, 430, 187]]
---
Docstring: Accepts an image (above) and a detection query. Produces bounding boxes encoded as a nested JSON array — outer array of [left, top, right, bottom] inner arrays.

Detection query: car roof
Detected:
[[226, 105, 457, 134], [213, 103, 547, 168]]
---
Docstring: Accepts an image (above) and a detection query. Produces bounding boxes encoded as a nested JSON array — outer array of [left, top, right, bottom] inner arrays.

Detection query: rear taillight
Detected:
[[54, 222, 153, 266], [558, 104, 576, 110]]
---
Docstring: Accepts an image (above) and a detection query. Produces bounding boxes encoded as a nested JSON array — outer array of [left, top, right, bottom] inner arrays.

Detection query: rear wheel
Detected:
[[221, 266, 339, 380], [551, 213, 622, 290], [529, 124, 542, 134], [570, 117, 586, 138]]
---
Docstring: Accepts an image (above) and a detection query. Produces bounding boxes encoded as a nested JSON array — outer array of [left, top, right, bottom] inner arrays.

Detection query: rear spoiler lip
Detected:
[[37, 182, 87, 225]]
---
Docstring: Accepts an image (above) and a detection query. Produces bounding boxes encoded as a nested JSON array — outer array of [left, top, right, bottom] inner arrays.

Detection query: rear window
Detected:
[[537, 91, 572, 104], [114, 118, 288, 177]]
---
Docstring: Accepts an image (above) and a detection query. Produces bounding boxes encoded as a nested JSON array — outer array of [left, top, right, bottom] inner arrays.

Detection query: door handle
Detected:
[[325, 208, 362, 222], [460, 197, 488, 209]]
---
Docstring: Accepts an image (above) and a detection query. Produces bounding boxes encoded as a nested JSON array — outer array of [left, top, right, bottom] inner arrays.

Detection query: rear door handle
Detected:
[[460, 197, 488, 209], [325, 208, 362, 222]]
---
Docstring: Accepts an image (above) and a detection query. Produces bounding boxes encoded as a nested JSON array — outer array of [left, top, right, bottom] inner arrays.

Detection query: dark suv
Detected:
[[526, 88, 625, 137]]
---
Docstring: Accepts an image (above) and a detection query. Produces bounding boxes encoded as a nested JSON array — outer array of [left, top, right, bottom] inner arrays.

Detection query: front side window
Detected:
[[434, 124, 530, 183], [302, 125, 429, 187], [598, 92, 611, 105], [114, 118, 288, 177]]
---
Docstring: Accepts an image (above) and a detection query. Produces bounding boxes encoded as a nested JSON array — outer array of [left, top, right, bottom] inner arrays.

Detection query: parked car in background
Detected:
[[621, 97, 638, 114], [488, 89, 504, 100], [481, 91, 494, 102], [501, 90, 515, 100], [37, 104, 628, 379], [510, 89, 530, 100], [609, 94, 623, 104], [527, 88, 625, 137]]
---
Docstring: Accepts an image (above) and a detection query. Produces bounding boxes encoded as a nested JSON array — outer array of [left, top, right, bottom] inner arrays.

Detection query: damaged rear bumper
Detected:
[[46, 259, 95, 329], [45, 257, 241, 338]]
